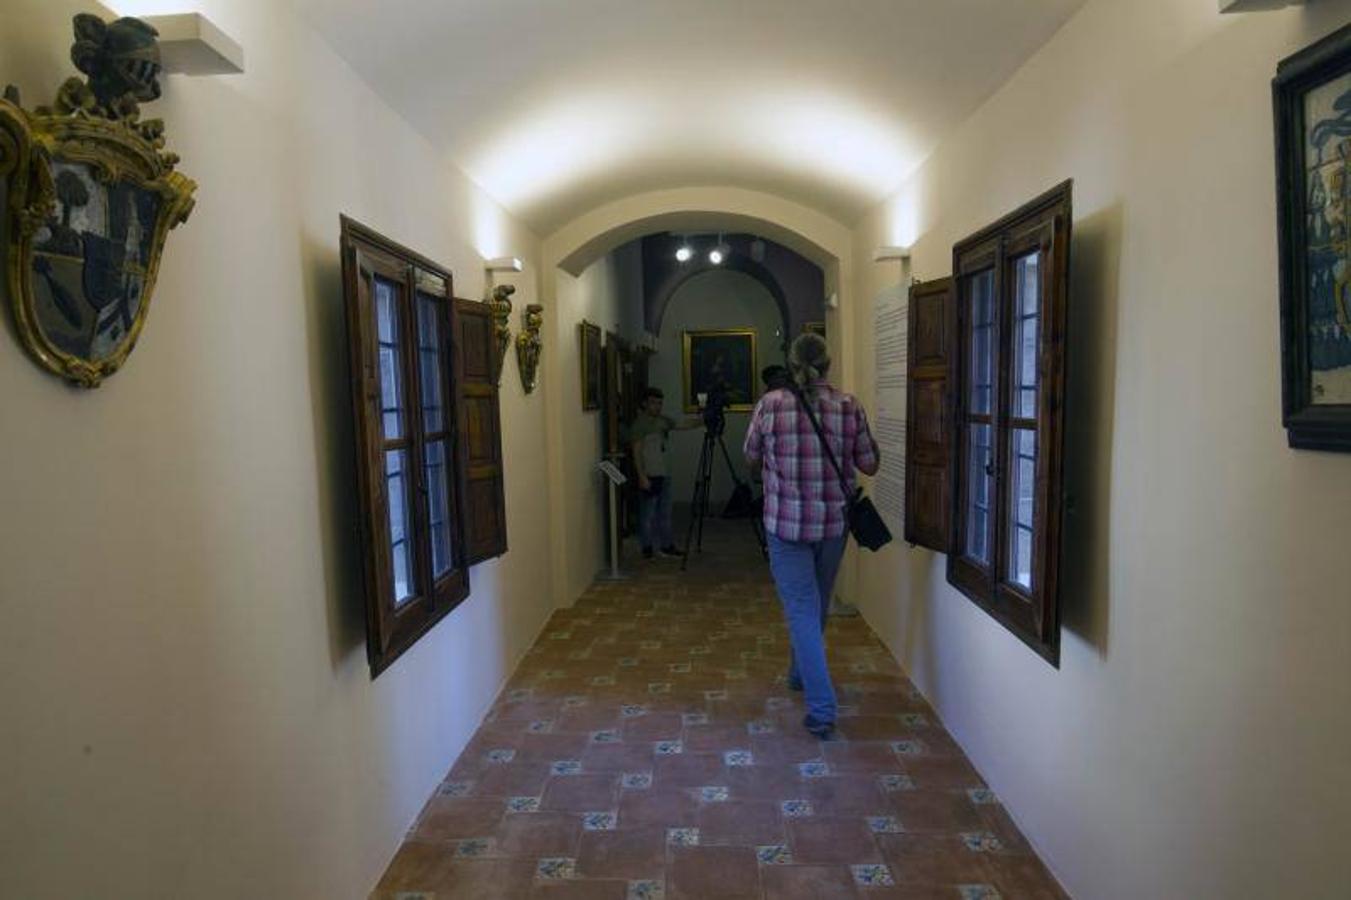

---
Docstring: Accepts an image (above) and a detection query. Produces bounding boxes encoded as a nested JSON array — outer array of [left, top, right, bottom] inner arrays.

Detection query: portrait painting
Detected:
[[579, 320, 602, 410], [1275, 23, 1351, 451], [682, 328, 757, 412]]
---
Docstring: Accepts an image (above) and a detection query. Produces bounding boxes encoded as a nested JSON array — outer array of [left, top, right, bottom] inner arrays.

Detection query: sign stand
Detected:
[[596, 455, 630, 581]]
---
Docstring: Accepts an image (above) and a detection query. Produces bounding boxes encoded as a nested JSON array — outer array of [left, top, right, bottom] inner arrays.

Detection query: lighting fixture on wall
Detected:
[[142, 13, 245, 75], [1218, 0, 1303, 11], [485, 257, 524, 273], [873, 245, 911, 262]]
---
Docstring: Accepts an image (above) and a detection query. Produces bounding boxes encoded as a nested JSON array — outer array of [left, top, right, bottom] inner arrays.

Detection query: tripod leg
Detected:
[[716, 433, 743, 487], [695, 433, 714, 551], [713, 433, 765, 557], [680, 433, 714, 570]]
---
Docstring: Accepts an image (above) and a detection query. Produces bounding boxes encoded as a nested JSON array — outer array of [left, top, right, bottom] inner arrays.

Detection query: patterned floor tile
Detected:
[[373, 522, 1064, 899], [536, 857, 578, 880]]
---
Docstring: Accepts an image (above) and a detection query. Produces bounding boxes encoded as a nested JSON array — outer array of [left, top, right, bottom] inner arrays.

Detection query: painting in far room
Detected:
[[683, 328, 757, 412]]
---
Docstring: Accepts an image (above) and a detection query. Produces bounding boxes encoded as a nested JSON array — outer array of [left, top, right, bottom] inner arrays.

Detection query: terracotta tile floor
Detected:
[[373, 521, 1067, 900]]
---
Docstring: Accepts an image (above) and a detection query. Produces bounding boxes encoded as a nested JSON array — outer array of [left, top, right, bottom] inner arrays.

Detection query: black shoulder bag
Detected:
[[790, 387, 892, 551]]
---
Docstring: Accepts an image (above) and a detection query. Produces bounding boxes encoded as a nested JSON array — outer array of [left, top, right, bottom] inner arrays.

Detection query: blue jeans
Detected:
[[767, 532, 847, 723], [638, 476, 673, 551]]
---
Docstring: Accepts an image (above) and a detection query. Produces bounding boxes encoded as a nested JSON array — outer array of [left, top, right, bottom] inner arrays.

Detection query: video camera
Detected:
[[700, 379, 729, 433]]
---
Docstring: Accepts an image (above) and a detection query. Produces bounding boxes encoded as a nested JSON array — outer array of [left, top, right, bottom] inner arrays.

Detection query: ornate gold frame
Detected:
[[1, 38, 195, 387], [682, 327, 758, 413], [579, 319, 601, 410]]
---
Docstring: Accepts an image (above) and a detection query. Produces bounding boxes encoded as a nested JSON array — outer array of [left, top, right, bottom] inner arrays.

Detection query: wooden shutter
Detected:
[[454, 298, 508, 563], [947, 181, 1072, 667], [904, 277, 954, 552]]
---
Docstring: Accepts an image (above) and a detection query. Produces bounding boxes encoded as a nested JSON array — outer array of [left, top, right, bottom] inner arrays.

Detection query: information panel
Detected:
[[872, 283, 908, 532]]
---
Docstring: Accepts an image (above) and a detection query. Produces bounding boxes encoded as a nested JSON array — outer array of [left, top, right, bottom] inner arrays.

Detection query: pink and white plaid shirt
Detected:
[[743, 381, 879, 542]]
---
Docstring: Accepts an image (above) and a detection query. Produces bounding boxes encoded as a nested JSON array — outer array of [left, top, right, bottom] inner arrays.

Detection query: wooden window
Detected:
[[904, 276, 955, 552], [948, 182, 1072, 667], [341, 216, 506, 676]]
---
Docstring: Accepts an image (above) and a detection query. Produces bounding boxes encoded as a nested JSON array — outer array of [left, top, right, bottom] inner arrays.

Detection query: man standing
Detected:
[[631, 387, 699, 560], [743, 334, 879, 738]]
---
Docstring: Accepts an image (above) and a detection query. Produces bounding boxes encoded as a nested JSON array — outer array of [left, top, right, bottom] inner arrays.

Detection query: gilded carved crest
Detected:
[[488, 283, 513, 385], [0, 14, 196, 387], [516, 302, 543, 394]]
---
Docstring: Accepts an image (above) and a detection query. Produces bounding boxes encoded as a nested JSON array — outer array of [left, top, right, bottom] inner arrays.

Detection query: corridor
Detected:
[[373, 523, 1064, 899]]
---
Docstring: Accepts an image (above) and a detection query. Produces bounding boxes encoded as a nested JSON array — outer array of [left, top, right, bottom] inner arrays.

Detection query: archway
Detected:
[[538, 187, 857, 607]]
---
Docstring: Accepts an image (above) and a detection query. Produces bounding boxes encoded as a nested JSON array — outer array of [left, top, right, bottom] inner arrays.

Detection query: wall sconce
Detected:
[[142, 13, 245, 75], [1218, 0, 1303, 11], [485, 257, 524, 273], [873, 245, 911, 262]]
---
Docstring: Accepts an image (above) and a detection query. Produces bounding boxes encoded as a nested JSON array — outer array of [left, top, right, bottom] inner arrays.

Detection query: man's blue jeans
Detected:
[[638, 476, 673, 551], [767, 532, 847, 724]]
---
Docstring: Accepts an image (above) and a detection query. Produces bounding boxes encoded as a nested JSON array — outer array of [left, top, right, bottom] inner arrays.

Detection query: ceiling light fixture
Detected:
[[709, 233, 726, 265], [675, 245, 693, 262]]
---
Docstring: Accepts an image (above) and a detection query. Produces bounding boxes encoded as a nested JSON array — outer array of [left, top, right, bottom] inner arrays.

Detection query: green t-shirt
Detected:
[[631, 412, 673, 478]]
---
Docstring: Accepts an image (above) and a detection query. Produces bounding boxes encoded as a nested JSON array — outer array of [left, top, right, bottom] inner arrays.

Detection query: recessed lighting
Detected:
[[675, 245, 693, 262], [708, 248, 724, 265]]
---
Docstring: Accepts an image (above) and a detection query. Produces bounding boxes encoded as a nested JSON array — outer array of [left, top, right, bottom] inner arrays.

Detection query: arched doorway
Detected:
[[538, 187, 856, 606]]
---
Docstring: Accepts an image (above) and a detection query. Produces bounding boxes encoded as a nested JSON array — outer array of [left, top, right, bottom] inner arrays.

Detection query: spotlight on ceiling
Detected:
[[708, 248, 724, 265], [675, 245, 693, 262]]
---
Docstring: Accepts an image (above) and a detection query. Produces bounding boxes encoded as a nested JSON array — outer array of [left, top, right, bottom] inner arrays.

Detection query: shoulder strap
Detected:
[[789, 386, 854, 499]]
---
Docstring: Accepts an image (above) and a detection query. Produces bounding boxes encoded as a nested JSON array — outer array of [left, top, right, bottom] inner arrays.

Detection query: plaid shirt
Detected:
[[743, 381, 879, 542]]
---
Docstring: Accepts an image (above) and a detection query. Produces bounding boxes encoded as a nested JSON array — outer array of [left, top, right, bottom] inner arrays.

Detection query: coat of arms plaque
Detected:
[[0, 14, 196, 387]]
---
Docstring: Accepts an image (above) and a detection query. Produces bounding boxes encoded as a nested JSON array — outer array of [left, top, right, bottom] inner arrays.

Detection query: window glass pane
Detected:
[[417, 294, 444, 433], [1012, 252, 1040, 419], [426, 439, 452, 578], [965, 423, 993, 566], [968, 270, 995, 415], [375, 277, 403, 441], [385, 449, 415, 605], [1007, 428, 1037, 590]]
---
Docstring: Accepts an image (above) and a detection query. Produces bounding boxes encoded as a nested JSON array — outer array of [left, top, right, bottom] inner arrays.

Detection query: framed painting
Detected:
[[1275, 22, 1351, 452], [682, 328, 757, 412], [579, 319, 602, 410]]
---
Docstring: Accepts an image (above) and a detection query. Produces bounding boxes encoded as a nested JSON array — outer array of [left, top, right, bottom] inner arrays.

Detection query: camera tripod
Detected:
[[680, 422, 768, 571]]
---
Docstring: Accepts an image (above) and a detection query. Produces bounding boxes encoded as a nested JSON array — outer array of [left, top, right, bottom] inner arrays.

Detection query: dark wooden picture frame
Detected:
[[1274, 23, 1351, 453], [580, 319, 602, 411]]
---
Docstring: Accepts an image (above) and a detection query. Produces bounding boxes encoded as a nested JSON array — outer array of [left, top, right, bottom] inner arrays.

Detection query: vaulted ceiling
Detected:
[[294, 0, 1087, 234]]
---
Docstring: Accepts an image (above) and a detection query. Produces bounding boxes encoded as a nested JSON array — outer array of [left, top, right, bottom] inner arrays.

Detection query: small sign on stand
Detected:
[[597, 457, 630, 581]]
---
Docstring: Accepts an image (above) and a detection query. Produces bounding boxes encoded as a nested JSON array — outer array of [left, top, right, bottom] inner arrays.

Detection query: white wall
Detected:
[[0, 2, 551, 897], [546, 241, 644, 601], [652, 268, 785, 507], [849, 1, 1351, 897]]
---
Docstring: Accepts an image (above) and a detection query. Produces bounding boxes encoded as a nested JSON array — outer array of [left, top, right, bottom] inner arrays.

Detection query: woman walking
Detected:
[[743, 333, 880, 738]]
